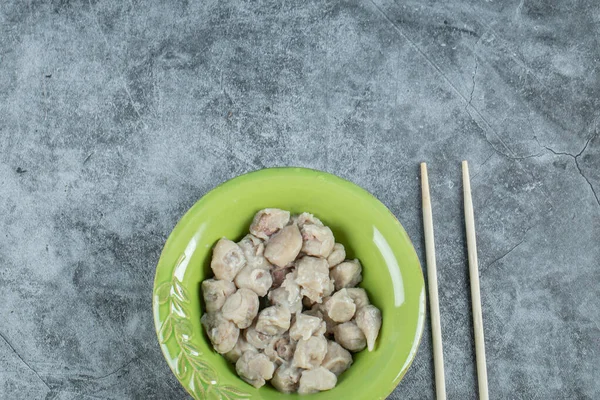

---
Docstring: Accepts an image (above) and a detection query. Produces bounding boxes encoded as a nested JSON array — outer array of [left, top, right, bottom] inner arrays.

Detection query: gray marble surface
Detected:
[[1, 0, 599, 399]]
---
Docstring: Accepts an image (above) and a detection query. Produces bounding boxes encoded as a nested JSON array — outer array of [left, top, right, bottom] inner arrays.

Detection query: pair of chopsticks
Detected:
[[420, 161, 488, 400]]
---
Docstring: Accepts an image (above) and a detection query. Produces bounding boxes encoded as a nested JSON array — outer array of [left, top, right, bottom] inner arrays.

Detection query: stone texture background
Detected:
[[1, 0, 599, 399]]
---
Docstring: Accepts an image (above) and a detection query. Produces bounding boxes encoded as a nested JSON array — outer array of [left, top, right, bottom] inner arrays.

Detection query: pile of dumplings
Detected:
[[201, 209, 382, 394]]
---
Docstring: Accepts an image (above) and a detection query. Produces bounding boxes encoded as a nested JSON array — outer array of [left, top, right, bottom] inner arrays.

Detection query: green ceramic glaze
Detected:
[[153, 167, 425, 400]]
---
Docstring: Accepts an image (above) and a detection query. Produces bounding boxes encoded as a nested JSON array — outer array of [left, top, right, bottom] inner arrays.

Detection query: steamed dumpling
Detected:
[[200, 312, 239, 354], [235, 350, 275, 388], [355, 305, 382, 351], [271, 363, 302, 393], [256, 305, 292, 336], [345, 288, 370, 309], [292, 335, 328, 370], [264, 224, 302, 268], [244, 323, 273, 350], [321, 340, 353, 376], [324, 289, 356, 323], [295, 256, 334, 303], [294, 212, 324, 228], [330, 259, 362, 290], [238, 234, 271, 269], [211, 238, 246, 281], [268, 273, 302, 314], [289, 313, 325, 341], [298, 367, 337, 394], [333, 321, 366, 352], [221, 288, 259, 329], [201, 279, 236, 313], [224, 335, 256, 364], [310, 303, 338, 336], [327, 243, 346, 267], [234, 264, 273, 297], [202, 208, 382, 395], [264, 333, 296, 365], [250, 208, 290, 240], [301, 224, 335, 258]]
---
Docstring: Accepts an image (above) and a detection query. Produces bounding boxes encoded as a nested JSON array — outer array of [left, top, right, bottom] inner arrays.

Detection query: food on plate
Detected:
[[355, 305, 383, 352], [321, 340, 353, 376], [264, 224, 302, 268], [201, 279, 236, 313], [271, 362, 302, 393], [210, 238, 246, 281], [333, 321, 367, 352], [200, 208, 382, 393], [200, 312, 239, 354], [330, 259, 363, 291], [236, 350, 276, 388], [298, 367, 337, 394], [221, 288, 260, 329], [327, 243, 346, 267], [324, 289, 357, 323]]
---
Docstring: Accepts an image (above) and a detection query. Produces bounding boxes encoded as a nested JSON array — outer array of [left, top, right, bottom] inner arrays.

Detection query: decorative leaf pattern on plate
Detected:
[[156, 254, 250, 399], [215, 385, 252, 400]]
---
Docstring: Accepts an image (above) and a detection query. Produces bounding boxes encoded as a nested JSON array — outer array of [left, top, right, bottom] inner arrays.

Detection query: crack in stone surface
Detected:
[[484, 224, 536, 271], [467, 59, 478, 110], [89, 356, 139, 381], [534, 133, 600, 207], [0, 331, 51, 391]]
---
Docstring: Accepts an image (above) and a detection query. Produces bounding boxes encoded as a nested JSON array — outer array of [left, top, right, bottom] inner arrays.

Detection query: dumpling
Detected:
[[224, 336, 256, 364], [221, 288, 260, 329], [327, 243, 346, 267], [271, 363, 302, 393], [294, 212, 324, 228], [289, 313, 325, 341], [345, 288, 370, 309], [297, 367, 337, 394], [255, 305, 292, 336], [200, 312, 239, 354], [264, 224, 302, 268], [249, 208, 290, 240], [210, 238, 246, 281], [264, 334, 296, 365], [310, 303, 338, 336], [268, 287, 302, 314], [355, 305, 382, 352], [235, 350, 275, 388], [301, 224, 335, 258], [324, 289, 356, 323], [237, 234, 271, 269], [295, 256, 334, 303], [333, 321, 366, 352], [244, 324, 273, 350], [202, 208, 382, 394], [234, 264, 273, 297], [321, 340, 353, 376], [330, 259, 362, 291], [292, 335, 327, 370], [268, 273, 302, 314], [201, 279, 236, 313]]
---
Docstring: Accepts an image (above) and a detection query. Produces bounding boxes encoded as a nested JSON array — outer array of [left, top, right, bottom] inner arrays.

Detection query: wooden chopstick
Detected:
[[420, 163, 447, 400], [462, 160, 489, 400]]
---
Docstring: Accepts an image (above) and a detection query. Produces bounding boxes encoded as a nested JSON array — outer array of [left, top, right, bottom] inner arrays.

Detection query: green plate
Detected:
[[153, 167, 425, 399]]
